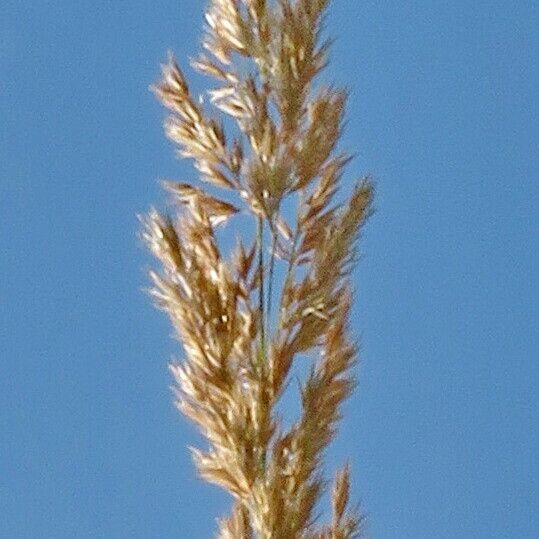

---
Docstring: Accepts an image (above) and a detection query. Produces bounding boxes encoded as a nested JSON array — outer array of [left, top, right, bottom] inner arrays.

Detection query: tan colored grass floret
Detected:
[[142, 1, 373, 537]]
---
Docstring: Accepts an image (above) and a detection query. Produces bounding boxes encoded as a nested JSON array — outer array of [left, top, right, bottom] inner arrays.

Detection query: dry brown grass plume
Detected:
[[141, 1, 373, 537]]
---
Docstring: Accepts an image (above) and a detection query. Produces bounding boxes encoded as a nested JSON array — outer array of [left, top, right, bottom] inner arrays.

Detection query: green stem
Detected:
[[278, 224, 300, 332], [266, 212, 279, 337]]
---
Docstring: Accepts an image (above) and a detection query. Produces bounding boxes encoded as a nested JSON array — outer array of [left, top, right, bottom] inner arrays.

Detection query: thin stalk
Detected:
[[277, 193, 303, 332], [266, 212, 279, 336], [257, 214, 266, 359]]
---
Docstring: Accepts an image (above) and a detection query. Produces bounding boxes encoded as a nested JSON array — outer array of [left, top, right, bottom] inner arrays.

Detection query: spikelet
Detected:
[[143, 1, 373, 537]]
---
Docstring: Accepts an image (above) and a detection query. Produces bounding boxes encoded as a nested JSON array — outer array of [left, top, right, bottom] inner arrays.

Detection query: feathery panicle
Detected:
[[143, 1, 373, 536], [218, 503, 254, 539]]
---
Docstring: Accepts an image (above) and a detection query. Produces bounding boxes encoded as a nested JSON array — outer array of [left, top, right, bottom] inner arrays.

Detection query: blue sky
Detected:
[[1, 1, 537, 537]]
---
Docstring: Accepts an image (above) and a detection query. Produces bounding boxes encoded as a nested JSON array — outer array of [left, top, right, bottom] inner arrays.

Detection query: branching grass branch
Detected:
[[143, 1, 373, 537]]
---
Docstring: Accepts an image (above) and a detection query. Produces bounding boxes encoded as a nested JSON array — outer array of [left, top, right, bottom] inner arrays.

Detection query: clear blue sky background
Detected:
[[1, 1, 537, 537]]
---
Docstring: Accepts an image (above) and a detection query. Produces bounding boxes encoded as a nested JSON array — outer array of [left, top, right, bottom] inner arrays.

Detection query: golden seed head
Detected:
[[143, 1, 373, 536]]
